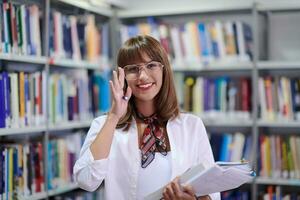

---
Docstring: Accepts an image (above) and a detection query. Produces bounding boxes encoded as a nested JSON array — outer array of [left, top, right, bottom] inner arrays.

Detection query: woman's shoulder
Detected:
[[173, 112, 204, 125], [92, 114, 108, 125]]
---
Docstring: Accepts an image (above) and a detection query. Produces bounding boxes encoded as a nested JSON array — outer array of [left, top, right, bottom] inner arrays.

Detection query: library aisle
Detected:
[[1, 0, 300, 199]]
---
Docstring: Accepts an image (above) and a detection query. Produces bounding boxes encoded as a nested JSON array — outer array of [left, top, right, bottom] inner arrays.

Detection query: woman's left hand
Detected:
[[162, 177, 196, 200]]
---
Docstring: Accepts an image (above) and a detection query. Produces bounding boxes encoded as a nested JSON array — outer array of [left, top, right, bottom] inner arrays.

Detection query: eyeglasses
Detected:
[[123, 61, 164, 80]]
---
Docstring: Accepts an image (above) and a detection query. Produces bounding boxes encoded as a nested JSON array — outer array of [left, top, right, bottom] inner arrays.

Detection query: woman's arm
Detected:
[[90, 113, 119, 159], [73, 68, 131, 191], [90, 67, 132, 160]]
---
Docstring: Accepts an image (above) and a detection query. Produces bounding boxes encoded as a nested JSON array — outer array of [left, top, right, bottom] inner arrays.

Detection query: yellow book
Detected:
[[138, 23, 151, 35], [9, 148, 13, 200], [19, 72, 25, 127], [86, 15, 98, 62], [265, 136, 271, 177]]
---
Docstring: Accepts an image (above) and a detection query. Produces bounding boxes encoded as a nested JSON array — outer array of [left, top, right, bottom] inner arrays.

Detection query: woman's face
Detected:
[[124, 54, 163, 104]]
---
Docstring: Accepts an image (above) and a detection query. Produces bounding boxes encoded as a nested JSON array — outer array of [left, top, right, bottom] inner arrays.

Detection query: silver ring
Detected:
[[122, 96, 129, 101]]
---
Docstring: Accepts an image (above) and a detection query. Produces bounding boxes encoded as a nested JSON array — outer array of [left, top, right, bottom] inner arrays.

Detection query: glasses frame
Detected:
[[123, 61, 164, 80]]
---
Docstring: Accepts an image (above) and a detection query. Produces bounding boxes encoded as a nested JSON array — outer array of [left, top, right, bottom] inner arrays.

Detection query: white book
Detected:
[[69, 16, 81, 60], [214, 21, 226, 61], [259, 77, 267, 120], [20, 5, 27, 55], [231, 133, 245, 162], [170, 26, 184, 67], [235, 21, 249, 62], [145, 161, 254, 200], [9, 73, 19, 128]]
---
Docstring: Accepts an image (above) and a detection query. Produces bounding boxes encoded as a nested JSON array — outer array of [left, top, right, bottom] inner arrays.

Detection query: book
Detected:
[[145, 161, 255, 200]]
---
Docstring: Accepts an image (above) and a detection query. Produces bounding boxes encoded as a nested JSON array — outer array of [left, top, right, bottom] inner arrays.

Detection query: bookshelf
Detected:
[[1, 0, 300, 199], [0, 0, 111, 199], [115, 0, 300, 199]]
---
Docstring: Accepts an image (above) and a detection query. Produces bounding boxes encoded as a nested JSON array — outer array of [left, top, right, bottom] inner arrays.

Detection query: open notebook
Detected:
[[145, 161, 255, 200]]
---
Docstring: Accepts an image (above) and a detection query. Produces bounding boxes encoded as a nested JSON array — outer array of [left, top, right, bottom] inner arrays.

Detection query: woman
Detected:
[[73, 35, 220, 200]]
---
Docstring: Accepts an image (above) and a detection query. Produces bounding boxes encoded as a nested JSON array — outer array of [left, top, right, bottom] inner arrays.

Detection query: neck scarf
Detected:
[[137, 112, 168, 168]]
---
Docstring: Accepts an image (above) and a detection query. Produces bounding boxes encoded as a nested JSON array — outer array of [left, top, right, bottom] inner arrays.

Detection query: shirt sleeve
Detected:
[[196, 117, 221, 200], [73, 116, 109, 192]]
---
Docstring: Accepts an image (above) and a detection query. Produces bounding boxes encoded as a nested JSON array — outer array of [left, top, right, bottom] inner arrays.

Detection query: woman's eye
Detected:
[[128, 66, 139, 73], [147, 63, 157, 69]]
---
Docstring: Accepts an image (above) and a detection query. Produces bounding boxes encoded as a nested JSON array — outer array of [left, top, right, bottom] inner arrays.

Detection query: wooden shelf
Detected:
[[257, 61, 300, 70], [173, 61, 253, 72], [19, 192, 48, 200], [257, 120, 300, 128], [256, 0, 300, 12], [0, 126, 46, 136], [0, 54, 47, 64], [48, 58, 102, 70], [256, 177, 300, 186], [56, 0, 112, 16], [118, 1, 252, 18], [48, 183, 79, 197], [48, 120, 92, 131]]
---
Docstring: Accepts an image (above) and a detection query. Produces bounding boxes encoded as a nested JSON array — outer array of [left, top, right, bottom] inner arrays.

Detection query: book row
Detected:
[[175, 75, 252, 121], [259, 76, 300, 122], [260, 185, 300, 200], [0, 2, 110, 64], [259, 134, 300, 180], [120, 19, 253, 67], [0, 70, 111, 129], [0, 131, 84, 199], [50, 189, 104, 200], [210, 132, 252, 163], [0, 3, 41, 56], [50, 10, 109, 63]]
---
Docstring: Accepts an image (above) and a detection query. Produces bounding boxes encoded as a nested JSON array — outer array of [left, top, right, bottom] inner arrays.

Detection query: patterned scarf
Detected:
[[137, 113, 168, 168]]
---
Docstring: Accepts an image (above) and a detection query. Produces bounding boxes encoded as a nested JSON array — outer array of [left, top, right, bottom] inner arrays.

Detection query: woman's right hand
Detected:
[[109, 67, 132, 120]]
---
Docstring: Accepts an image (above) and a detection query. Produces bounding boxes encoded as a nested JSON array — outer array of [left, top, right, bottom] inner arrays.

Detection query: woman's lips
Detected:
[[136, 83, 154, 91]]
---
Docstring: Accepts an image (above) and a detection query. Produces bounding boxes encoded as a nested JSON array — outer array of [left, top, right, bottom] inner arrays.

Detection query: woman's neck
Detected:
[[135, 99, 155, 117]]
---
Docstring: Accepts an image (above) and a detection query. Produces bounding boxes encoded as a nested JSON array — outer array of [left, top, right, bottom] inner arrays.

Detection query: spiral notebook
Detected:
[[144, 161, 255, 200]]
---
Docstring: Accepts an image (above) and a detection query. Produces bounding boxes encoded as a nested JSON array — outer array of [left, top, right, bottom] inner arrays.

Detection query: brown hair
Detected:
[[116, 35, 179, 130]]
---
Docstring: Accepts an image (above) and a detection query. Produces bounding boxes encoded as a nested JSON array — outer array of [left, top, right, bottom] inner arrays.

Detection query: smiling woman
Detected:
[[73, 35, 220, 200]]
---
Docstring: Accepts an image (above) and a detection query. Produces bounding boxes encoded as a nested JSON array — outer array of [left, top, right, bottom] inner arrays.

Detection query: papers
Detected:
[[145, 161, 255, 200]]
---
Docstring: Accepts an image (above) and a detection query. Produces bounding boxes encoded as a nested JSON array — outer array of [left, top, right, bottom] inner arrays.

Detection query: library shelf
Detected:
[[55, 0, 112, 17], [257, 120, 300, 128], [203, 119, 253, 127], [48, 58, 101, 70], [48, 182, 79, 197], [173, 61, 253, 72], [256, 0, 300, 12], [256, 177, 300, 186], [19, 192, 48, 200], [257, 61, 300, 70], [0, 54, 47, 64], [0, 126, 47, 136], [48, 120, 93, 131], [118, 1, 252, 18]]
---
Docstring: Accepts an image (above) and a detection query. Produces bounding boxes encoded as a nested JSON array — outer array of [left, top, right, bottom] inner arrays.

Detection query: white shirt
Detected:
[[73, 113, 220, 200], [137, 152, 172, 200]]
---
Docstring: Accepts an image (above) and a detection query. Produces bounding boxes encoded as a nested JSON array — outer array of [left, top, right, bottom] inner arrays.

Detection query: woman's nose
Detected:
[[137, 67, 149, 80]]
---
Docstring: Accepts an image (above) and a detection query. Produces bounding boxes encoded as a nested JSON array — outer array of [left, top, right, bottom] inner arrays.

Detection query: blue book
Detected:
[[62, 15, 72, 58], [3, 72, 10, 127], [47, 142, 53, 190], [25, 6, 32, 55], [101, 23, 109, 60], [0, 147, 4, 197], [219, 134, 232, 161], [99, 71, 111, 112], [198, 23, 210, 59], [0, 73, 6, 128], [76, 21, 86, 59]]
